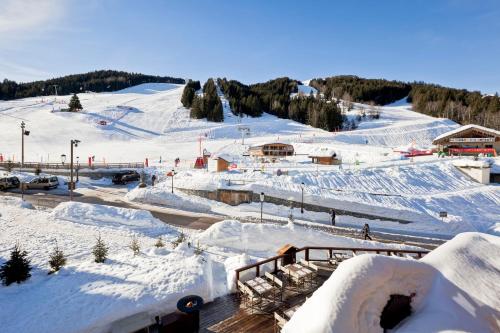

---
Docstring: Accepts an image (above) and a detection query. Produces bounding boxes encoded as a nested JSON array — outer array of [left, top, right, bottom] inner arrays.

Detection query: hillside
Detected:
[[0, 70, 185, 100]]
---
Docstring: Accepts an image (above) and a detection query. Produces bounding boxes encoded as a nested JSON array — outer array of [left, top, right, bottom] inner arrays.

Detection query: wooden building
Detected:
[[208, 155, 231, 172], [433, 125, 500, 156], [248, 143, 294, 157], [308, 148, 341, 165]]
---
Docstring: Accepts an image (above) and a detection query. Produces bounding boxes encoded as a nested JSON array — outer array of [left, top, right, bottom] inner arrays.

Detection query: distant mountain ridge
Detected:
[[0, 70, 185, 100]]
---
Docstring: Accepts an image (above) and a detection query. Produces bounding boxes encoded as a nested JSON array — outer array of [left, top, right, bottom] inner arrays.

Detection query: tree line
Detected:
[[218, 77, 344, 131], [310, 75, 500, 130], [182, 78, 223, 122], [0, 70, 185, 100]]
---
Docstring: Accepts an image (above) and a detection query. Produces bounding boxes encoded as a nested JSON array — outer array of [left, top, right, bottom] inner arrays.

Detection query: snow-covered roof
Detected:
[[283, 232, 500, 333], [308, 147, 337, 157], [212, 153, 233, 161], [433, 124, 500, 142]]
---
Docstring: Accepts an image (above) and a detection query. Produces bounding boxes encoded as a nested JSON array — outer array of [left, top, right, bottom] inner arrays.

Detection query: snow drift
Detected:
[[283, 232, 500, 333]]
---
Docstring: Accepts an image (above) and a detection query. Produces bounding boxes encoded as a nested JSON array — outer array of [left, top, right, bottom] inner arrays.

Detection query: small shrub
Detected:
[[0, 243, 32, 285], [92, 234, 108, 263], [171, 232, 186, 248], [48, 242, 67, 274], [129, 235, 140, 256], [155, 236, 165, 248], [193, 241, 204, 256]]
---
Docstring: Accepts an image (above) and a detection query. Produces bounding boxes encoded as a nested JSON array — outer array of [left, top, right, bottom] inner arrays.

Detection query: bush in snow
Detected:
[[129, 235, 141, 256], [193, 241, 204, 256], [0, 243, 32, 286], [92, 234, 108, 263], [155, 236, 165, 248], [48, 242, 67, 274], [171, 232, 186, 248]]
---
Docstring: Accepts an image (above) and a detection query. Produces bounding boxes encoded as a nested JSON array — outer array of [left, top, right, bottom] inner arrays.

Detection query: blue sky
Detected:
[[0, 0, 499, 93]]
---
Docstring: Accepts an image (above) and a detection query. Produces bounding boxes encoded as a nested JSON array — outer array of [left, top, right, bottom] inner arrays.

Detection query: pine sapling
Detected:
[[171, 231, 186, 248], [0, 243, 32, 285], [93, 234, 108, 263], [155, 236, 165, 248], [48, 241, 66, 274], [193, 241, 204, 256], [129, 235, 141, 256]]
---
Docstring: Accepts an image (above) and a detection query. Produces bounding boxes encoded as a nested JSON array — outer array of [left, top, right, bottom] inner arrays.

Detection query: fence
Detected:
[[0, 161, 144, 170], [234, 246, 429, 284]]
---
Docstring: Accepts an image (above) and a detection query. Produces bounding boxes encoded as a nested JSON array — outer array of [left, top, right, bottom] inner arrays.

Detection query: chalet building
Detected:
[[433, 125, 500, 156], [308, 148, 341, 165], [248, 143, 294, 157]]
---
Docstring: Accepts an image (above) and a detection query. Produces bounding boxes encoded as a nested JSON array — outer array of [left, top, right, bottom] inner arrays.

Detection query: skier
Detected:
[[151, 174, 157, 187], [362, 223, 372, 240], [330, 209, 336, 226]]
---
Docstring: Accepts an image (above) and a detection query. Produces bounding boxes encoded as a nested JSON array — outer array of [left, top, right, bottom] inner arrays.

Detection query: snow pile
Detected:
[[284, 232, 500, 333], [452, 158, 492, 168], [51, 202, 168, 235], [195, 220, 420, 256], [0, 196, 34, 209], [284, 255, 435, 333], [125, 186, 211, 212]]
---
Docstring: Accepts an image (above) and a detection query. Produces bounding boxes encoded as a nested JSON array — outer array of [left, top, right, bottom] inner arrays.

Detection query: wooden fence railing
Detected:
[[0, 161, 144, 170], [235, 246, 429, 283]]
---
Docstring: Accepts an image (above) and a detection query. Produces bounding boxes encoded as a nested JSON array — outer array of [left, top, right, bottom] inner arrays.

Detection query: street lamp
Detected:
[[301, 182, 305, 214], [171, 169, 175, 194], [260, 192, 265, 223], [60, 154, 66, 166], [70, 139, 80, 201], [20, 121, 30, 170]]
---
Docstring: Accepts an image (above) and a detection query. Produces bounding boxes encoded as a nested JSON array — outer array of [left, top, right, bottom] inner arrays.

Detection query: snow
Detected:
[[452, 157, 492, 168], [433, 123, 500, 142], [0, 198, 423, 333], [284, 232, 500, 333], [51, 202, 170, 235]]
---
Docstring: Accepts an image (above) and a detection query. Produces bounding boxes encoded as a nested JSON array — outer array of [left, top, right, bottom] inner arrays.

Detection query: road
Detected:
[[0, 187, 444, 249]]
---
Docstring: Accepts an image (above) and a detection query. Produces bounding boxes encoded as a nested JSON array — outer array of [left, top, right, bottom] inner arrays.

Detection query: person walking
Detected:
[[151, 174, 157, 187], [362, 223, 372, 240], [330, 209, 336, 226]]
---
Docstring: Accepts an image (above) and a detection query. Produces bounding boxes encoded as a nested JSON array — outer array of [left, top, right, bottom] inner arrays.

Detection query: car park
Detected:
[[112, 170, 141, 185], [0, 176, 20, 190], [25, 176, 59, 190]]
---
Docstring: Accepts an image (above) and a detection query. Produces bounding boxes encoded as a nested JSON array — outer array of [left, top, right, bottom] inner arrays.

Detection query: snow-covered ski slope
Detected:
[[0, 83, 457, 162]]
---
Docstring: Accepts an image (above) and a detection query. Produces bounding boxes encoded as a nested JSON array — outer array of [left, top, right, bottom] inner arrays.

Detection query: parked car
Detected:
[[0, 176, 20, 190], [112, 170, 140, 185], [25, 176, 59, 190]]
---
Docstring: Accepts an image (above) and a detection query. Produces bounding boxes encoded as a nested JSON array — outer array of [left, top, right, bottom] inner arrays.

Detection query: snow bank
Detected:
[[125, 186, 211, 212], [284, 232, 500, 333], [51, 202, 167, 235], [452, 158, 492, 168], [0, 196, 33, 209], [284, 255, 435, 333], [195, 220, 420, 256]]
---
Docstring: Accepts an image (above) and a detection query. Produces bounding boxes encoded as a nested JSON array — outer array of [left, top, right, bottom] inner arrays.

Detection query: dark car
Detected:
[[112, 170, 140, 185], [0, 176, 20, 190]]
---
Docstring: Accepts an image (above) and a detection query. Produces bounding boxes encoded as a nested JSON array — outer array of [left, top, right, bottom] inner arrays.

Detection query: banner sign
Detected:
[[449, 137, 495, 143]]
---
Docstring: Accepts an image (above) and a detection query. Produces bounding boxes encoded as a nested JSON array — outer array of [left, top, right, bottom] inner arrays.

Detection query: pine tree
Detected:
[[48, 242, 67, 274], [68, 93, 83, 111], [129, 235, 140, 256], [0, 243, 32, 285], [155, 236, 165, 248], [92, 234, 108, 263], [171, 232, 186, 248]]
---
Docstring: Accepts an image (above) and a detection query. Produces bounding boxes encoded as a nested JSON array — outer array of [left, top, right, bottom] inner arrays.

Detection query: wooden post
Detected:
[[305, 248, 309, 261], [256, 265, 260, 277], [274, 259, 278, 273], [328, 249, 333, 260]]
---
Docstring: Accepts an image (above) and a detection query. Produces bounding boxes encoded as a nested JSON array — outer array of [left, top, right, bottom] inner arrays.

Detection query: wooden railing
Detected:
[[235, 246, 429, 283], [0, 161, 145, 170]]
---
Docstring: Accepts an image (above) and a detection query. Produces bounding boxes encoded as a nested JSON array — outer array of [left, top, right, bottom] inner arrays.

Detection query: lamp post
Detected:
[[70, 139, 80, 201], [171, 169, 175, 194], [260, 192, 265, 223], [301, 182, 304, 214], [20, 121, 30, 170], [60, 154, 66, 166]]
